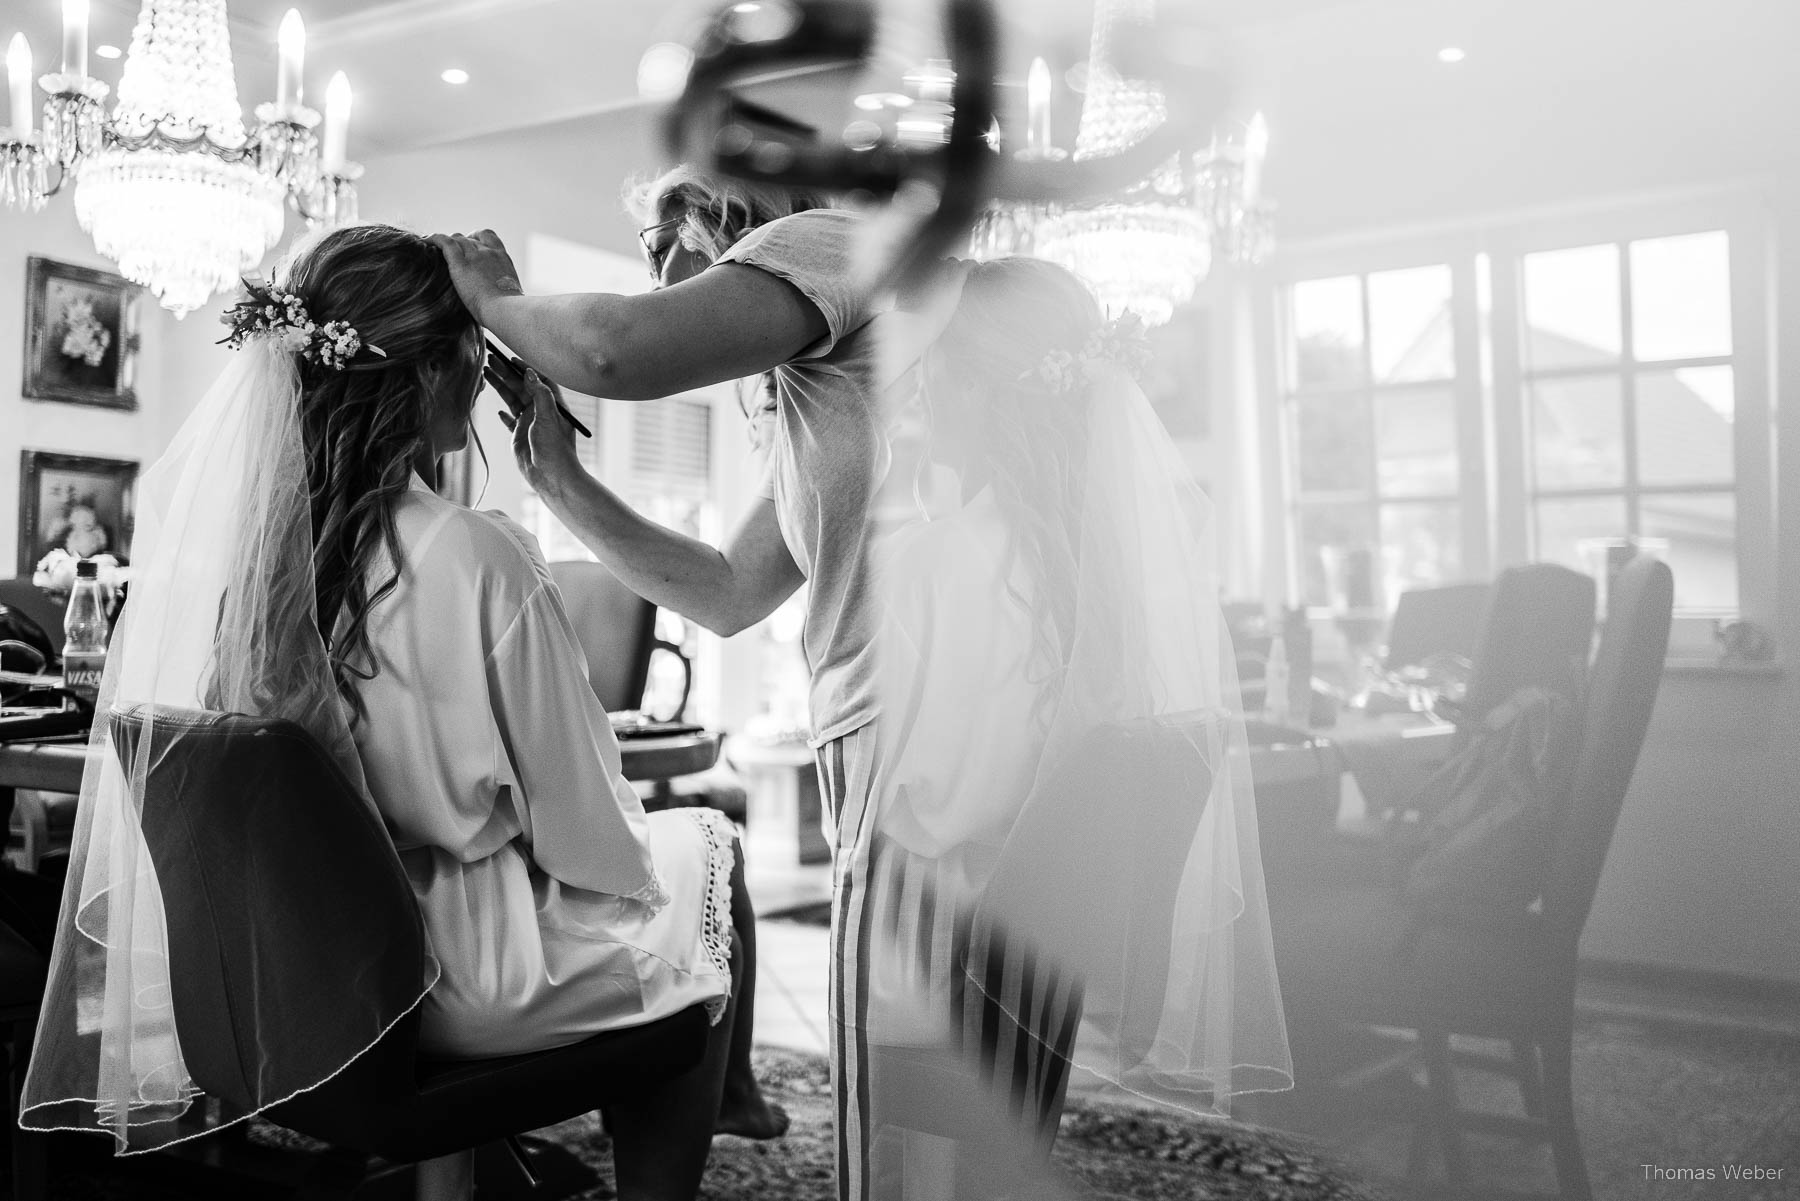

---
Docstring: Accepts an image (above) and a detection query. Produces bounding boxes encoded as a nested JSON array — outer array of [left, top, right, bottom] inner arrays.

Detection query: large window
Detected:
[[1521, 232, 1738, 612], [1270, 197, 1769, 628], [1286, 265, 1466, 610]]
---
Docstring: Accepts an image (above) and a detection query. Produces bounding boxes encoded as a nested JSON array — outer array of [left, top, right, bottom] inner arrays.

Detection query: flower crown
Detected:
[[1023, 311, 1153, 396], [218, 280, 386, 372]]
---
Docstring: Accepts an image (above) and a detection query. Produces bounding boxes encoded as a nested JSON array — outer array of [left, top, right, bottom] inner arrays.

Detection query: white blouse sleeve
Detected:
[[484, 584, 666, 907]]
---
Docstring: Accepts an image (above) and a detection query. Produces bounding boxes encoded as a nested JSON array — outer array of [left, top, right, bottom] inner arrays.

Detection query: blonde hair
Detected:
[[622, 164, 834, 262]]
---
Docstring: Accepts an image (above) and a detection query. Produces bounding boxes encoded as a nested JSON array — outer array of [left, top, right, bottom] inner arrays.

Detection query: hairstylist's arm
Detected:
[[432, 230, 827, 400], [492, 365, 803, 638]]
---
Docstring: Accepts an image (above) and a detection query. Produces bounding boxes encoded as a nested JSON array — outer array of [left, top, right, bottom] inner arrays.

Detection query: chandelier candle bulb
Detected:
[[1244, 112, 1269, 205], [1026, 56, 1052, 158], [321, 71, 350, 173], [62, 0, 89, 81], [7, 35, 32, 138], [276, 9, 305, 114]]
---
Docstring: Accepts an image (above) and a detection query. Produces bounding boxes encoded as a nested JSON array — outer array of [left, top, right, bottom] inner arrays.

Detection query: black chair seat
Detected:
[[110, 704, 716, 1187], [0, 922, 45, 1012], [268, 1005, 711, 1163], [1275, 882, 1572, 1038]]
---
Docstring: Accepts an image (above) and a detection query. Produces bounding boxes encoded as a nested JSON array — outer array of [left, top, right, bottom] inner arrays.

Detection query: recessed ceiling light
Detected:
[[1437, 46, 1466, 64], [95, 44, 122, 59], [638, 42, 694, 101], [441, 67, 470, 85], [732, 2, 763, 12]]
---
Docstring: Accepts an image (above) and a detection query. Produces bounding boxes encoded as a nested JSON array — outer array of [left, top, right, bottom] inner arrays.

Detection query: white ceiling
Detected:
[[8, 0, 1798, 228], [6, 0, 1368, 156]]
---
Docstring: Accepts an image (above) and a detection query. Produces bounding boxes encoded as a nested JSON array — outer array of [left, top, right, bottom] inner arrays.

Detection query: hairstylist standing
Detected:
[[433, 165, 932, 1200]]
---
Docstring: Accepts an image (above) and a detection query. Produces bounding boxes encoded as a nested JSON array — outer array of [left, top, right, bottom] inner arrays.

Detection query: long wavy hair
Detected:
[[277, 223, 480, 719], [922, 257, 1105, 702]]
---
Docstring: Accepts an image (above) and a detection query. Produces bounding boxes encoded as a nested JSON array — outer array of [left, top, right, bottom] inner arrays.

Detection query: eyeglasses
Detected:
[[637, 216, 685, 282]]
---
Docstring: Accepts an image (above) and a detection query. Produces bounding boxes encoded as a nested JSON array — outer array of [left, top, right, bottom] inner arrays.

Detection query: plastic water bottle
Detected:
[[62, 559, 110, 707], [1262, 632, 1291, 725]]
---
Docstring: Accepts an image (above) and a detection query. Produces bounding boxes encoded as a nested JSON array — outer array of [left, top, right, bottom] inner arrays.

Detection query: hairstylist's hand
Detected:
[[489, 353, 581, 498], [429, 230, 523, 325]]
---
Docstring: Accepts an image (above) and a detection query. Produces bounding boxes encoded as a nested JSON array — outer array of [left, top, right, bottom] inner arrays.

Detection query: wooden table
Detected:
[[0, 730, 723, 865], [1247, 711, 1457, 846]]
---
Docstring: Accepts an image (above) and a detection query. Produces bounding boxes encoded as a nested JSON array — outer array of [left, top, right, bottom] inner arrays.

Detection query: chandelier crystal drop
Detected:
[[73, 0, 284, 317]]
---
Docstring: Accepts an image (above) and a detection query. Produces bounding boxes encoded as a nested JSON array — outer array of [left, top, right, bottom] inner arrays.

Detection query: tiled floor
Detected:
[[746, 860, 833, 1057]]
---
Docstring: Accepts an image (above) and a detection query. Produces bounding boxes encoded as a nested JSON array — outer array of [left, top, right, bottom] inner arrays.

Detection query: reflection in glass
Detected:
[[1299, 503, 1376, 608], [1631, 230, 1732, 361], [1636, 365, 1734, 486], [1380, 502, 1461, 602], [1295, 395, 1372, 493], [1530, 376, 1625, 489], [1369, 264, 1454, 382], [1291, 276, 1364, 388], [1375, 388, 1458, 496], [1534, 496, 1629, 572], [1641, 492, 1738, 611], [1522, 243, 1621, 370]]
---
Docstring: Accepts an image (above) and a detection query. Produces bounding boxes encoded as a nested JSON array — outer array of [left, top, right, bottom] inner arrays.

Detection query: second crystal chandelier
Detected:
[[972, 0, 1274, 326]]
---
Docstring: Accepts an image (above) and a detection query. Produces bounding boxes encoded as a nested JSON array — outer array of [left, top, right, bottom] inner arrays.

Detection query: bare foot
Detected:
[[716, 1085, 790, 1140]]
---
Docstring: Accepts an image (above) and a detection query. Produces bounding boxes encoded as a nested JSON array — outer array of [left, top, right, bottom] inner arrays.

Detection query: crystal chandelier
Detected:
[[970, 0, 1275, 325], [2, 1, 362, 317]]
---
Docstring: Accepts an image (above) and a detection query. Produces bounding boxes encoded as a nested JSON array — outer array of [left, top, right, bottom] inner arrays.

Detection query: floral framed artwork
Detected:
[[22, 256, 142, 410], [17, 451, 138, 575]]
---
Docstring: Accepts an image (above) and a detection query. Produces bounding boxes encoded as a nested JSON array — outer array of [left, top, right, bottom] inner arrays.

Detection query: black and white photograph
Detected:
[[21, 256, 142, 410], [15, 450, 137, 574], [0, 2, 1793, 1200]]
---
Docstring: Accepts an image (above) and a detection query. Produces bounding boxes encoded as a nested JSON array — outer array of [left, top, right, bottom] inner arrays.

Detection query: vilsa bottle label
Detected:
[[63, 652, 106, 699]]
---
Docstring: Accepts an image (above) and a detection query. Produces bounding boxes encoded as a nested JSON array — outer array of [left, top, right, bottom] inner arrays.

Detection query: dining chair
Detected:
[[1381, 581, 1491, 675], [549, 559, 691, 719], [109, 704, 715, 1201], [1270, 556, 1673, 1200], [1458, 563, 1596, 726], [550, 560, 745, 821]]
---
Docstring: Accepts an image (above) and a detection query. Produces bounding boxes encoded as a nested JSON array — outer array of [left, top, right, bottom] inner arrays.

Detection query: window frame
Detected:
[[1259, 189, 1775, 638]]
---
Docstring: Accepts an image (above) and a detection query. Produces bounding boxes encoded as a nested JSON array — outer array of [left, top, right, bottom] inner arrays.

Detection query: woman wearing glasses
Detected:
[[434, 165, 922, 1191]]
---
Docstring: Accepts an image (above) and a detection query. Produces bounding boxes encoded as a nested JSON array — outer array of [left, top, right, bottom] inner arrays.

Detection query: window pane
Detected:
[[1531, 376, 1625, 488], [1298, 503, 1377, 609], [1291, 276, 1365, 388], [1636, 365, 1735, 486], [1380, 503, 1461, 603], [1534, 496, 1629, 572], [1523, 243, 1621, 370], [1295, 394, 1372, 493], [1631, 230, 1732, 361], [1375, 388, 1458, 496], [1641, 492, 1738, 612], [1369, 265, 1455, 382]]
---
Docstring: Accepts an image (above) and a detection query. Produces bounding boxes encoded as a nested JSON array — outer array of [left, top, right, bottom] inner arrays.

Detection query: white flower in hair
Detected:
[[219, 281, 385, 370]]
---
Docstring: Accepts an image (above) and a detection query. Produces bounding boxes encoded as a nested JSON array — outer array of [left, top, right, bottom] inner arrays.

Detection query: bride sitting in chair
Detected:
[[22, 223, 780, 1201]]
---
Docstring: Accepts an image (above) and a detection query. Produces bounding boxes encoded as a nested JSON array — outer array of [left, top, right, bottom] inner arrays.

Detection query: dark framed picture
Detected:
[[17, 452, 138, 574], [22, 256, 142, 410]]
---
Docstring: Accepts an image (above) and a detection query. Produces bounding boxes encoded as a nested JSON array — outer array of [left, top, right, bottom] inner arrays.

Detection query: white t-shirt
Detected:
[[718, 209, 899, 747]]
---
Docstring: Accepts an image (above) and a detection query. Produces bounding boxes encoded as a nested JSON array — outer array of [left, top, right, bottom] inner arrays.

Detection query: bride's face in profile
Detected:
[[423, 328, 485, 456]]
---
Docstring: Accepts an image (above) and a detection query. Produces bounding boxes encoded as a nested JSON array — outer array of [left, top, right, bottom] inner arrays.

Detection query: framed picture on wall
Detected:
[[22, 256, 142, 410], [16, 451, 138, 574]]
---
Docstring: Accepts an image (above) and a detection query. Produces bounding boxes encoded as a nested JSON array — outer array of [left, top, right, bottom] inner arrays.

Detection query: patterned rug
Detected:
[[35, 1047, 1386, 1200], [530, 1047, 1386, 1201]]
